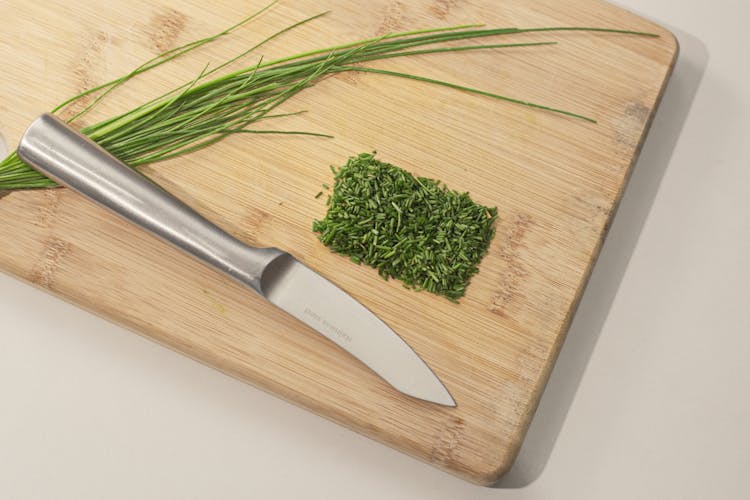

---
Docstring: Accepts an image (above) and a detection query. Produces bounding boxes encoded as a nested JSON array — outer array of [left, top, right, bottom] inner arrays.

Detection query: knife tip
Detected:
[[431, 388, 457, 408], [401, 380, 456, 407], [437, 393, 458, 408]]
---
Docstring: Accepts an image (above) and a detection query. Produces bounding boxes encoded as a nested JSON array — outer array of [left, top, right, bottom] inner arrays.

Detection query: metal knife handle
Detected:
[[18, 113, 284, 295]]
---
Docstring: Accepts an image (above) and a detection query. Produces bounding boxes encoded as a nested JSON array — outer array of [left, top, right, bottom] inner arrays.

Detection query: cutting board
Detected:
[[0, 0, 676, 485]]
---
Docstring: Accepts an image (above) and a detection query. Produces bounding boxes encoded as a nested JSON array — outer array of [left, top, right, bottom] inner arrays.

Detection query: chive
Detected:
[[0, 2, 657, 191], [313, 153, 498, 301], [315, 191, 323, 199]]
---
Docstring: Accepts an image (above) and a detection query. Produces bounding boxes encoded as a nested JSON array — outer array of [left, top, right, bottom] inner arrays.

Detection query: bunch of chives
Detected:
[[0, 1, 657, 191]]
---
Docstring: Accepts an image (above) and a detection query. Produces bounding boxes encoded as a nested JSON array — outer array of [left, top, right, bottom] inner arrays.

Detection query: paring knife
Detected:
[[17, 113, 455, 407]]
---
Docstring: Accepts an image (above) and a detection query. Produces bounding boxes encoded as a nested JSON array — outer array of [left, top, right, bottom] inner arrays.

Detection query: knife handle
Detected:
[[18, 113, 283, 295]]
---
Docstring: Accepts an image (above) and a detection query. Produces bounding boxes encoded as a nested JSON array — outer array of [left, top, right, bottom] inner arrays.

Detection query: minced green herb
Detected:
[[313, 153, 497, 302]]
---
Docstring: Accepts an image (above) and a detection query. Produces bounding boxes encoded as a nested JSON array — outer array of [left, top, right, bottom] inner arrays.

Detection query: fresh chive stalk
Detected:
[[0, 2, 657, 190], [313, 153, 498, 302]]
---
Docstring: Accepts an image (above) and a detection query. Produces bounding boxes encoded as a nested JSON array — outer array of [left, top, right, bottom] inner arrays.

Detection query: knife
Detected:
[[17, 113, 455, 407]]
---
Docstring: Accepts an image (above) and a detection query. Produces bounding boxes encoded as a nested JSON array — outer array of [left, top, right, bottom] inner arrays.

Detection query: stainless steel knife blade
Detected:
[[17, 113, 455, 407]]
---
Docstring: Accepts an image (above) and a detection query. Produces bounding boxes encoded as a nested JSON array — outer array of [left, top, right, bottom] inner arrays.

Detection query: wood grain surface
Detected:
[[0, 0, 677, 484]]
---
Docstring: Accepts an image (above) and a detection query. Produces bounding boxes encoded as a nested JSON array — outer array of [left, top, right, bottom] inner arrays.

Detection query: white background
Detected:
[[1, 0, 748, 498]]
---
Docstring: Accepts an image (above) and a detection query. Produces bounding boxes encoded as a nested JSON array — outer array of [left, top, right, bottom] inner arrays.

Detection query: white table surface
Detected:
[[2, 1, 748, 498]]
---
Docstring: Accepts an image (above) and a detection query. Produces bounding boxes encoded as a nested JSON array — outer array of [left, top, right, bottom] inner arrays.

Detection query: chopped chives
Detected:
[[313, 153, 497, 302]]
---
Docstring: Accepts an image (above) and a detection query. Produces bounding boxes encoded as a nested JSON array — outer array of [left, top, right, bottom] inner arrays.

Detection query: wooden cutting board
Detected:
[[0, 0, 676, 485]]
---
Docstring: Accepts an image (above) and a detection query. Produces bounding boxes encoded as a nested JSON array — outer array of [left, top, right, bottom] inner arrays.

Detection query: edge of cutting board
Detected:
[[492, 30, 680, 485]]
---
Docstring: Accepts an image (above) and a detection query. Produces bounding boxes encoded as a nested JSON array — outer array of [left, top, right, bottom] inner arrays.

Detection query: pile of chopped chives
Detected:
[[313, 153, 497, 301]]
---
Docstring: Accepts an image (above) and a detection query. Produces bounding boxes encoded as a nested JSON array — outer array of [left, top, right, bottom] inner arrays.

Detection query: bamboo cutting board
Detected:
[[0, 0, 676, 485]]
